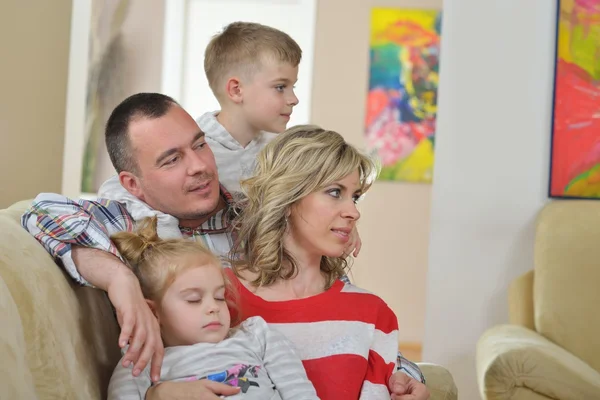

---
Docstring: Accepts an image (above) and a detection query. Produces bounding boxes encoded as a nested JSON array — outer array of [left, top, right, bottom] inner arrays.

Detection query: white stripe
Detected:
[[372, 329, 399, 364], [269, 320, 374, 361], [340, 283, 373, 294], [359, 381, 391, 399]]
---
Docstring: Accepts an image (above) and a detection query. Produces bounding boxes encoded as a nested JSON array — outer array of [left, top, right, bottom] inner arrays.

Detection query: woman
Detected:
[[228, 125, 399, 399]]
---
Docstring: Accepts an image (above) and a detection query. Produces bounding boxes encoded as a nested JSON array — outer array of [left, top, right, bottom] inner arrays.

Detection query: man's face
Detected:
[[122, 105, 221, 225]]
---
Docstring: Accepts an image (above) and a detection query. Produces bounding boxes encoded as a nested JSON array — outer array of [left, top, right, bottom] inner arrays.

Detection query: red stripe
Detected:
[[364, 349, 395, 389], [226, 269, 398, 333], [302, 354, 367, 400]]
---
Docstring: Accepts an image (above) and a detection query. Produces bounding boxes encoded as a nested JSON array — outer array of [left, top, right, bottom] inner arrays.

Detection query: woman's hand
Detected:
[[345, 226, 362, 257]]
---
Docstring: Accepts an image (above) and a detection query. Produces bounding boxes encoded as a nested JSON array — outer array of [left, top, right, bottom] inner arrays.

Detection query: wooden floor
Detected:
[[399, 342, 422, 362]]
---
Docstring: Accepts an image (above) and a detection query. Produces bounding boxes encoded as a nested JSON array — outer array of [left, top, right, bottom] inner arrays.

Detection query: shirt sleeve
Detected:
[[360, 302, 399, 399], [248, 317, 319, 400], [107, 355, 150, 400], [21, 192, 134, 286], [340, 274, 424, 383]]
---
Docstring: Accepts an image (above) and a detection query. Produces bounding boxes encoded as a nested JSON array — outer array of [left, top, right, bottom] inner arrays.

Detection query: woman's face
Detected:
[[287, 170, 362, 259]]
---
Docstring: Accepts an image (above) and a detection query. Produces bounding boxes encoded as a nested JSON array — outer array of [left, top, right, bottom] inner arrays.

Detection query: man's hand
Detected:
[[72, 246, 165, 382], [389, 372, 430, 400], [345, 226, 362, 257], [107, 268, 164, 382], [145, 380, 241, 400]]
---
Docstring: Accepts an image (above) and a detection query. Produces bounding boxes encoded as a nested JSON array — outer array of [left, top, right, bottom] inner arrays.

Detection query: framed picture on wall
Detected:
[[364, 8, 442, 183], [549, 0, 600, 199]]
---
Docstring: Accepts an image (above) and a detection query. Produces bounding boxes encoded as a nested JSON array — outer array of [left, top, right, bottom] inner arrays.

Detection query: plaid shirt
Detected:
[[21, 189, 425, 384]]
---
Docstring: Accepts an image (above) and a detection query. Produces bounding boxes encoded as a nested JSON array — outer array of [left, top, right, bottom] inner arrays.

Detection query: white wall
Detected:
[[423, 0, 557, 398]]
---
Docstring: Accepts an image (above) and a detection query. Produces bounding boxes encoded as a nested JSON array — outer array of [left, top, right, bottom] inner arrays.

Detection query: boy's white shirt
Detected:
[[96, 111, 275, 239], [197, 111, 276, 193]]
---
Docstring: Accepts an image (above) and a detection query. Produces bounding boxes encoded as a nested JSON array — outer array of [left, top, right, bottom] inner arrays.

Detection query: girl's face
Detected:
[[286, 170, 362, 260], [153, 259, 231, 347]]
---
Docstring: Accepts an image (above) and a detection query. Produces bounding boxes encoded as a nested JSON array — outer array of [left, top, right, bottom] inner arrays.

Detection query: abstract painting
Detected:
[[365, 8, 442, 183], [550, 0, 600, 199]]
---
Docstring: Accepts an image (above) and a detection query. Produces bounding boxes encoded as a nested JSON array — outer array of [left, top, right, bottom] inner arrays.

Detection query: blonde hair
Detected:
[[112, 217, 230, 304], [231, 125, 379, 288], [204, 22, 302, 98]]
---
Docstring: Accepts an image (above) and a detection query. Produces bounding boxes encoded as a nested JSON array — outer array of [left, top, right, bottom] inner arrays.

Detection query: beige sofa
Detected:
[[0, 200, 457, 399], [477, 201, 600, 400]]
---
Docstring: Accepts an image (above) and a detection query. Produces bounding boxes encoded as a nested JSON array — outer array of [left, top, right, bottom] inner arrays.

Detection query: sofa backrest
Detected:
[[534, 200, 600, 374], [0, 201, 121, 399]]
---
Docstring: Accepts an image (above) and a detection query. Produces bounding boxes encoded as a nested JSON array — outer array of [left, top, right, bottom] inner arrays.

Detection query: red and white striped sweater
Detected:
[[226, 269, 399, 400]]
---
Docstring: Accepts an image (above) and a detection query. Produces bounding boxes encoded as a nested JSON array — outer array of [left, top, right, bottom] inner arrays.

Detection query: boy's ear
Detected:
[[225, 77, 243, 104]]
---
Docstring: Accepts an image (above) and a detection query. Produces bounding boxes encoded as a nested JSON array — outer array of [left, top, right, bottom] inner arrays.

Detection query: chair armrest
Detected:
[[476, 324, 600, 400], [418, 363, 458, 400], [508, 270, 534, 330]]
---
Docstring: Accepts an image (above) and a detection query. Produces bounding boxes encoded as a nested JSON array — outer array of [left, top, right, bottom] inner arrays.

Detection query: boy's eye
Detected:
[[275, 85, 285, 92], [194, 142, 206, 150]]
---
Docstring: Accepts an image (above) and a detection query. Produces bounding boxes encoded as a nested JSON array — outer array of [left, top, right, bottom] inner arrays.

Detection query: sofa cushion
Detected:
[[0, 202, 121, 399], [534, 200, 600, 374]]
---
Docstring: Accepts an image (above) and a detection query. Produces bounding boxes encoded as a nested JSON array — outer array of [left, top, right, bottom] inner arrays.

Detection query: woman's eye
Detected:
[[328, 189, 341, 198]]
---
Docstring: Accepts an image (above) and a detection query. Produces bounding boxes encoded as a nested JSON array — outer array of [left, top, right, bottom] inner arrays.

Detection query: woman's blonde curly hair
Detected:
[[231, 125, 379, 289]]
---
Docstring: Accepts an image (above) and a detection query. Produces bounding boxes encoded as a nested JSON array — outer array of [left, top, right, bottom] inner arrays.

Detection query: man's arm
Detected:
[[21, 192, 134, 285], [21, 193, 163, 381]]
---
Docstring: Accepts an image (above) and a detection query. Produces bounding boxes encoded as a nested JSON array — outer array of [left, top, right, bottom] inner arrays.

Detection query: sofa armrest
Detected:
[[508, 270, 534, 330], [476, 324, 600, 400], [418, 363, 458, 400]]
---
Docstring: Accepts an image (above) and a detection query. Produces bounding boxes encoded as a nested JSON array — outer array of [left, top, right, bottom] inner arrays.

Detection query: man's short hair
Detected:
[[105, 93, 179, 174], [204, 22, 302, 98]]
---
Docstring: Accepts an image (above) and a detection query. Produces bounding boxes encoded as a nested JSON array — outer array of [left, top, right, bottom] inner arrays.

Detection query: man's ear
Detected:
[[119, 171, 144, 200], [225, 77, 244, 104]]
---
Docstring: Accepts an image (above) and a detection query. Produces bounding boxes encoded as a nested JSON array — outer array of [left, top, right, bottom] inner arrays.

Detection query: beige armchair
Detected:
[[1, 199, 457, 399], [477, 201, 600, 400]]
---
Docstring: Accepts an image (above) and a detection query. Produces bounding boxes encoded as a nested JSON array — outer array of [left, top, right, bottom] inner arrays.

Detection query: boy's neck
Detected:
[[216, 110, 260, 148]]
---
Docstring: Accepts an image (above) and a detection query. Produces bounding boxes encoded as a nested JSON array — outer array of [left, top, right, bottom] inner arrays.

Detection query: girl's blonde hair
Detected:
[[231, 124, 379, 288], [111, 217, 233, 308]]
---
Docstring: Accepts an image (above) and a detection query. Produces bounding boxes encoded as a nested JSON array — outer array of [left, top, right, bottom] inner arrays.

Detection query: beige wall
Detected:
[[311, 0, 441, 343], [93, 0, 165, 190], [0, 1, 72, 207]]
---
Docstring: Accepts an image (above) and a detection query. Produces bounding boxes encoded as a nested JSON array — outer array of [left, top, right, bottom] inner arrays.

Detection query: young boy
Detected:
[[98, 21, 301, 197], [199, 22, 302, 193]]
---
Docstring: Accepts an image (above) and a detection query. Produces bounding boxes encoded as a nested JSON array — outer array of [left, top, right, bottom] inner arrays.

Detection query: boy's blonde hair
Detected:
[[112, 218, 236, 313], [204, 22, 302, 98], [231, 125, 379, 289]]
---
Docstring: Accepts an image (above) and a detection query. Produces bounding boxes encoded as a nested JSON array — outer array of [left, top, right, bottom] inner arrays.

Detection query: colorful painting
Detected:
[[365, 8, 442, 183], [550, 0, 600, 199]]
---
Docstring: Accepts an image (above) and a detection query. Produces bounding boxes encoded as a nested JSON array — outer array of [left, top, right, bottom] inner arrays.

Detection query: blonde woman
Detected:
[[107, 217, 318, 400], [228, 125, 400, 399]]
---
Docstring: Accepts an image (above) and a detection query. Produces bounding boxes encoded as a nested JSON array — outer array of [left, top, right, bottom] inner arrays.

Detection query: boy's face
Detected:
[[241, 58, 299, 133]]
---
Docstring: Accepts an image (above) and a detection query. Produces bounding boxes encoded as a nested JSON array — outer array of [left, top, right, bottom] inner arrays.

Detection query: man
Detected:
[[22, 93, 429, 399]]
